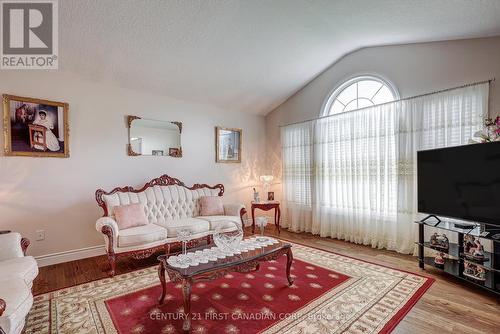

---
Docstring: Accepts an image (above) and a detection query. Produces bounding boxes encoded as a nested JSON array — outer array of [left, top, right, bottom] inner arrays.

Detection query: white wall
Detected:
[[266, 36, 500, 200], [0, 71, 266, 259]]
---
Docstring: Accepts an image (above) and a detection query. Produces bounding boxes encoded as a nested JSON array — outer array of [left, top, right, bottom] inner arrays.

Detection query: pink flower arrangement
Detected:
[[470, 116, 500, 143]]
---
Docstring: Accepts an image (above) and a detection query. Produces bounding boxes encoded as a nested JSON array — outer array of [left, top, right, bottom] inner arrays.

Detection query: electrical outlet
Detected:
[[36, 230, 45, 241]]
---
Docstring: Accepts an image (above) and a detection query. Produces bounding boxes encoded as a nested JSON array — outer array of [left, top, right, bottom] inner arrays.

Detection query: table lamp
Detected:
[[259, 175, 274, 201]]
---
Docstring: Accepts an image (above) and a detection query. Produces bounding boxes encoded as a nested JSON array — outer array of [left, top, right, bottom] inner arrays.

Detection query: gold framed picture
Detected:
[[215, 126, 242, 163], [3, 94, 69, 158]]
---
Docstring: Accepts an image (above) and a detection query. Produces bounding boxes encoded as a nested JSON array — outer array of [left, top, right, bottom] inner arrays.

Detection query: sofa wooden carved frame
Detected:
[[0, 237, 29, 318], [95, 174, 247, 276]]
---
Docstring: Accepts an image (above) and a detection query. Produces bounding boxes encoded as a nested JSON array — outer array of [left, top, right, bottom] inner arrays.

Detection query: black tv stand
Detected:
[[415, 219, 500, 297]]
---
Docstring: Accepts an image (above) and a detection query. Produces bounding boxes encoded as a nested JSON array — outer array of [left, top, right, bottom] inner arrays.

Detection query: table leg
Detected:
[[182, 279, 192, 332], [251, 207, 256, 234], [286, 248, 294, 286], [277, 206, 281, 234], [274, 208, 277, 226], [158, 261, 167, 304]]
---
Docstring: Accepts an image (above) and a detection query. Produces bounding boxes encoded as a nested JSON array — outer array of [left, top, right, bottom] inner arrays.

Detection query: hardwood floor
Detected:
[[33, 228, 500, 333]]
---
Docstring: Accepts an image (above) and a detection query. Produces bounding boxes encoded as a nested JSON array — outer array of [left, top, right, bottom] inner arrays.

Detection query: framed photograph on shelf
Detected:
[[215, 126, 241, 163], [3, 94, 69, 158]]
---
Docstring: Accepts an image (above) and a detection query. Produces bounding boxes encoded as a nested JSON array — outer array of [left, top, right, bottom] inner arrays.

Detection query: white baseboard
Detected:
[[35, 245, 106, 267]]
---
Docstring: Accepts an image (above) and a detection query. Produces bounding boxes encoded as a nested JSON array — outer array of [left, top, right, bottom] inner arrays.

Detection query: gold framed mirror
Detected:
[[127, 115, 182, 157]]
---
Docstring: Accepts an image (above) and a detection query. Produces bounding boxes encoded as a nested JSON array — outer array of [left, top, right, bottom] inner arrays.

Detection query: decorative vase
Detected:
[[176, 228, 193, 266], [255, 216, 268, 242]]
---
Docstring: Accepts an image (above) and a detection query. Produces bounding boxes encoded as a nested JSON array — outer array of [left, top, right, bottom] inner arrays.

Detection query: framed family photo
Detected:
[[3, 94, 69, 158], [215, 126, 242, 163]]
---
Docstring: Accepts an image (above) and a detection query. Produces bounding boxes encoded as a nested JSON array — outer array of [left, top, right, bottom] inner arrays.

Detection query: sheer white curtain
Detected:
[[281, 122, 313, 232], [281, 83, 489, 254], [312, 102, 402, 250]]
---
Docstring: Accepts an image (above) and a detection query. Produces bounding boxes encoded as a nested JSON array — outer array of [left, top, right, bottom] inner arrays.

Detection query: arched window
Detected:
[[324, 75, 398, 115]]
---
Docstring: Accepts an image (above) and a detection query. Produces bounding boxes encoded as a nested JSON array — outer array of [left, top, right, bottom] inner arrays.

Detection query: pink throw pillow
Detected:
[[114, 203, 148, 230], [200, 196, 224, 216]]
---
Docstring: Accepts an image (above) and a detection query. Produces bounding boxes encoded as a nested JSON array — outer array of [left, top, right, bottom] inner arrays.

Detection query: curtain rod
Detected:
[[279, 78, 495, 128]]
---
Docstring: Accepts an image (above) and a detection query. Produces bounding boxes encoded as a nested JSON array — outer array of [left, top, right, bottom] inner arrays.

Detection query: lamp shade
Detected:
[[259, 175, 274, 183]]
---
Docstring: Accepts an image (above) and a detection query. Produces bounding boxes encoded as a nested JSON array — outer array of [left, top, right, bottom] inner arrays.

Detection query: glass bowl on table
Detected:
[[213, 220, 244, 255]]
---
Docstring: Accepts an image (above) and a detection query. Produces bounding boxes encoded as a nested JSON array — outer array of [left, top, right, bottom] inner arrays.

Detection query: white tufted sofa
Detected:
[[95, 175, 246, 276]]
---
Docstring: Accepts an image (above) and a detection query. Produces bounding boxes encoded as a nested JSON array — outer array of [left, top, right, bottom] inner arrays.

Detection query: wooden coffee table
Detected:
[[157, 240, 294, 332]]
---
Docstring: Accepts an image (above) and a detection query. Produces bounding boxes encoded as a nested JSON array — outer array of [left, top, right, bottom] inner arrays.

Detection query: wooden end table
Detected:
[[158, 241, 293, 332], [251, 201, 281, 234]]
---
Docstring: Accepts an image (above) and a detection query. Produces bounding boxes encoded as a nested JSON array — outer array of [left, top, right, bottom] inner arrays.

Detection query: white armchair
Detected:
[[0, 232, 38, 334]]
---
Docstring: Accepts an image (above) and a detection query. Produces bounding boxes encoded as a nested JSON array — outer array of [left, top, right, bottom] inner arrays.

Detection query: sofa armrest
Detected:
[[96, 217, 119, 235], [224, 204, 247, 229], [96, 217, 119, 252], [223, 203, 246, 217], [0, 233, 24, 261]]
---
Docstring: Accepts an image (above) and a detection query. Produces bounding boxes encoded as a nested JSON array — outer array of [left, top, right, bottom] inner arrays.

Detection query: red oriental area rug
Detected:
[[25, 242, 433, 334], [106, 256, 349, 334]]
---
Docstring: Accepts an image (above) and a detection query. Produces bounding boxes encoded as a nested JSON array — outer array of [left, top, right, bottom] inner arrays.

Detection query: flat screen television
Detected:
[[417, 141, 500, 226]]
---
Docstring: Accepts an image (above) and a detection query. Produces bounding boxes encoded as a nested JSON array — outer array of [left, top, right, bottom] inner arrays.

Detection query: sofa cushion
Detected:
[[114, 203, 148, 230], [154, 218, 210, 237], [0, 278, 33, 334], [118, 224, 167, 248], [0, 256, 38, 286], [196, 216, 241, 230], [199, 196, 224, 216]]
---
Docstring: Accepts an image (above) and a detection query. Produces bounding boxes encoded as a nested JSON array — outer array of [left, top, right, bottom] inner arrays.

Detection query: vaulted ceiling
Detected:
[[60, 0, 500, 115]]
